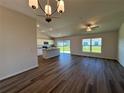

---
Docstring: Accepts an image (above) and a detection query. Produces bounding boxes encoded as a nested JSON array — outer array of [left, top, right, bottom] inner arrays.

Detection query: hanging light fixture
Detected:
[[45, 4, 52, 16], [57, 0, 64, 13], [29, 0, 38, 9], [29, 0, 65, 22]]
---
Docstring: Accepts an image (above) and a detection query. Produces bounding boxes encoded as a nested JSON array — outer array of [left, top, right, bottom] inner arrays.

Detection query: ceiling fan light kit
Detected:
[[29, 0, 65, 22], [81, 23, 99, 32], [86, 26, 92, 32]]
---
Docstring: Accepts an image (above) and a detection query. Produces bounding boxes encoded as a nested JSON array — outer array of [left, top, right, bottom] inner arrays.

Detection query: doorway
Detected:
[[57, 40, 71, 53]]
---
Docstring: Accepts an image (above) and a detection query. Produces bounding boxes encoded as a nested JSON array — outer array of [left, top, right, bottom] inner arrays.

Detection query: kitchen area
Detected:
[[37, 39, 60, 59]]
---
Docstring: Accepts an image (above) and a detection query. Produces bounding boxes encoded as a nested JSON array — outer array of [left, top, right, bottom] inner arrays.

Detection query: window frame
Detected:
[[82, 38, 91, 53], [82, 38, 102, 54]]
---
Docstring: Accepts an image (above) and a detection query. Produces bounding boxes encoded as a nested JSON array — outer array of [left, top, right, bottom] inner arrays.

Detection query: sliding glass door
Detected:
[[63, 40, 70, 53], [57, 41, 64, 53], [57, 40, 71, 53]]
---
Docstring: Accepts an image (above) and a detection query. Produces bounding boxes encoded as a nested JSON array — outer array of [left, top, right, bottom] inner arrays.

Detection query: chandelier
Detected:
[[29, 0, 65, 22]]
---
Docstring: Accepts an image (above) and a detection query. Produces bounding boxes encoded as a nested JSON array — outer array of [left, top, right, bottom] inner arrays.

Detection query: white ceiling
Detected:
[[0, 0, 124, 38]]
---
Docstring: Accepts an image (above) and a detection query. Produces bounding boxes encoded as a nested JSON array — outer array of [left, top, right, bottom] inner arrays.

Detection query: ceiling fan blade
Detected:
[[80, 25, 87, 29], [91, 25, 99, 29], [91, 25, 99, 28]]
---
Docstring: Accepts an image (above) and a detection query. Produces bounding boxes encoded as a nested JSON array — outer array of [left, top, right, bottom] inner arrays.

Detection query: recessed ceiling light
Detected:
[[37, 24, 40, 28], [41, 30, 45, 32], [49, 28, 53, 31]]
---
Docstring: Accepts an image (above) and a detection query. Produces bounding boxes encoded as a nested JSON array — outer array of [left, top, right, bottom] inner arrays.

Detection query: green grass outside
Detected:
[[58, 46, 70, 53], [58, 46, 101, 53], [82, 46, 101, 53], [91, 46, 101, 53], [82, 46, 90, 52]]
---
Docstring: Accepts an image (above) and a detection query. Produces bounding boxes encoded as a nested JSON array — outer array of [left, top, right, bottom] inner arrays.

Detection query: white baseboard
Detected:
[[71, 53, 118, 61], [0, 65, 38, 81]]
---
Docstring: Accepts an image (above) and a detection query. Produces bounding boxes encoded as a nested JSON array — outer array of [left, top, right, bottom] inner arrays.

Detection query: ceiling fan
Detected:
[[81, 23, 99, 32]]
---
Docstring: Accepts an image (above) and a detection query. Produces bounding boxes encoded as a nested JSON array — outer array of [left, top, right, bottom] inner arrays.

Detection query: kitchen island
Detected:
[[42, 48, 60, 59]]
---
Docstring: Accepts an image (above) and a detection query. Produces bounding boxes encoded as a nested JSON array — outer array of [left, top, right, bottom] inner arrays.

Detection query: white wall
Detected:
[[0, 6, 38, 80], [56, 31, 118, 60], [118, 23, 124, 67]]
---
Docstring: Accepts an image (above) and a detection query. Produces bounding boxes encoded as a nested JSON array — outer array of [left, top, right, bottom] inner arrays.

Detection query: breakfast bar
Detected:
[[42, 48, 60, 59]]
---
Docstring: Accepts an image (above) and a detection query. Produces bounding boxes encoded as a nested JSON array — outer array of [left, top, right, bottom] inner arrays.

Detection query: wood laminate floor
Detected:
[[0, 54, 124, 93]]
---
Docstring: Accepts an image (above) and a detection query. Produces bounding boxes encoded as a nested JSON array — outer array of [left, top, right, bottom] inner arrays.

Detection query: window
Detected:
[[82, 39, 91, 52], [91, 38, 102, 53], [82, 38, 102, 53]]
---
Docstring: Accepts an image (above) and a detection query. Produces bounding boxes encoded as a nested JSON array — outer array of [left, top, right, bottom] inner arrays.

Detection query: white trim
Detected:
[[71, 53, 117, 60], [0, 65, 38, 81]]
